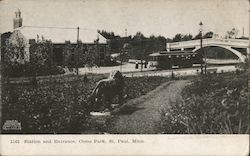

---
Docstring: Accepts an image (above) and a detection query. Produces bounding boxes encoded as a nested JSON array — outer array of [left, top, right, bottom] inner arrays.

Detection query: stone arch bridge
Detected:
[[166, 38, 249, 63]]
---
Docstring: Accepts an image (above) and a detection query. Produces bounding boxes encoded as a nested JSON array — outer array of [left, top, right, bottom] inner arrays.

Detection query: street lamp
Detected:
[[76, 26, 79, 75], [199, 21, 207, 75]]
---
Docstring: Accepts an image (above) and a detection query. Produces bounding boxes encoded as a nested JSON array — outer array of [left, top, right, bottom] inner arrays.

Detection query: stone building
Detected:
[[9, 9, 110, 66]]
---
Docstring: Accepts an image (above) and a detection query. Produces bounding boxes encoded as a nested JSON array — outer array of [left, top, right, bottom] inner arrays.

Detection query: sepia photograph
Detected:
[[0, 0, 249, 155]]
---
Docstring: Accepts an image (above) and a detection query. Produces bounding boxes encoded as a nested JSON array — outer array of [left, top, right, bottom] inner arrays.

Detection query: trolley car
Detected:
[[148, 51, 202, 69]]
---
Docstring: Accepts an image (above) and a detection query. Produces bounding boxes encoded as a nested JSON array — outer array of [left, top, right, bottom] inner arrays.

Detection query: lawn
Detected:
[[1, 74, 169, 134]]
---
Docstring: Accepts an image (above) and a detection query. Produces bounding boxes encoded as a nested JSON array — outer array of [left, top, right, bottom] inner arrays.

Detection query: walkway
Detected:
[[79, 63, 155, 74], [109, 80, 189, 134]]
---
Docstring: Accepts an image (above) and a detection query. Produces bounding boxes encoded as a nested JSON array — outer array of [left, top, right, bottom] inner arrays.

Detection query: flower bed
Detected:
[[2, 75, 169, 133]]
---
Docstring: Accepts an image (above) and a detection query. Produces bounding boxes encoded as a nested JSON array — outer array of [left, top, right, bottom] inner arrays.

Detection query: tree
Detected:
[[2, 35, 26, 78], [98, 30, 115, 39], [3, 36, 25, 64], [203, 31, 214, 38], [83, 45, 97, 70], [29, 37, 53, 76], [1, 32, 12, 65], [172, 33, 193, 42], [172, 34, 183, 42], [63, 41, 75, 68], [98, 30, 168, 60], [226, 28, 239, 39], [133, 32, 145, 40], [193, 32, 202, 40], [182, 34, 193, 41]]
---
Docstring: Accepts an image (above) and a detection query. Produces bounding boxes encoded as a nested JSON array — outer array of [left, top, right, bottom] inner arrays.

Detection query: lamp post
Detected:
[[199, 21, 206, 75], [76, 26, 79, 75], [120, 47, 123, 73]]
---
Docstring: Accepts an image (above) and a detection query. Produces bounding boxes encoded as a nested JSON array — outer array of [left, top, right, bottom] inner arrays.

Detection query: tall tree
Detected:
[[172, 33, 183, 42], [182, 34, 193, 41], [29, 38, 53, 76], [2, 35, 26, 69]]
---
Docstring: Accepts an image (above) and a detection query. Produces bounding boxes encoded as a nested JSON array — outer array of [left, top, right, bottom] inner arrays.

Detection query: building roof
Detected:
[[14, 26, 107, 44]]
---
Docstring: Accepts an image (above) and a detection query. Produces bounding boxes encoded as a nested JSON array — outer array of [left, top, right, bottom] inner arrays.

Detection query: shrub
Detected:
[[161, 72, 249, 134], [1, 75, 103, 133], [2, 81, 91, 133], [2, 63, 65, 78], [2, 75, 169, 133], [123, 76, 169, 102]]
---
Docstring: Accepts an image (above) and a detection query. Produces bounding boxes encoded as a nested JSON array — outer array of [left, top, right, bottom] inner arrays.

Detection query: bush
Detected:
[[1, 75, 103, 133], [123, 76, 169, 102], [2, 63, 65, 78], [2, 75, 169, 133], [161, 72, 249, 134]]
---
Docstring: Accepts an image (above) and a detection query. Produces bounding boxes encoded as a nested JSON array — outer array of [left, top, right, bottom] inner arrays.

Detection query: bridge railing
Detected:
[[167, 38, 249, 49]]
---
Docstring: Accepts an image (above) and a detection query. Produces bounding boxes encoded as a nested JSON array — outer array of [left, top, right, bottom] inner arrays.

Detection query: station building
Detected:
[[8, 9, 110, 66]]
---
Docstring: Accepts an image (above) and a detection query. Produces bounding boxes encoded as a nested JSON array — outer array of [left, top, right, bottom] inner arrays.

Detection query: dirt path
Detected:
[[109, 80, 189, 134]]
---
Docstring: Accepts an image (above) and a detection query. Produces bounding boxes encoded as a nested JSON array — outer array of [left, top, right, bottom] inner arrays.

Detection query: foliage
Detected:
[[2, 75, 168, 133], [193, 32, 202, 40], [2, 35, 26, 67], [172, 34, 183, 42], [0, 32, 12, 60], [182, 34, 193, 41], [2, 37, 64, 78], [98, 30, 167, 60], [2, 63, 64, 78], [193, 31, 214, 40], [123, 76, 168, 101], [83, 45, 99, 67], [2, 75, 104, 133], [63, 41, 104, 68], [161, 72, 249, 134], [30, 38, 52, 68], [203, 31, 214, 38], [172, 34, 193, 42], [226, 28, 239, 39], [63, 41, 75, 68]]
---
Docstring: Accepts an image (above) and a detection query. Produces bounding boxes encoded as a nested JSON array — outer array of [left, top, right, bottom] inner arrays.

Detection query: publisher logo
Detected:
[[2, 120, 21, 131]]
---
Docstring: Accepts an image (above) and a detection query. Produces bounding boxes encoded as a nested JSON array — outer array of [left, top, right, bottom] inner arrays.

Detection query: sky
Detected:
[[0, 0, 249, 38]]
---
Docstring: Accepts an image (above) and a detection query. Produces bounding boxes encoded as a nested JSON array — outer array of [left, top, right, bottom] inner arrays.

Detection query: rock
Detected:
[[90, 112, 111, 116]]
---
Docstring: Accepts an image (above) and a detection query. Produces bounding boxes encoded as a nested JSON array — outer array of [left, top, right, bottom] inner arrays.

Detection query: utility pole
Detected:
[[76, 26, 79, 75], [120, 29, 127, 73], [248, 0, 250, 60]]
